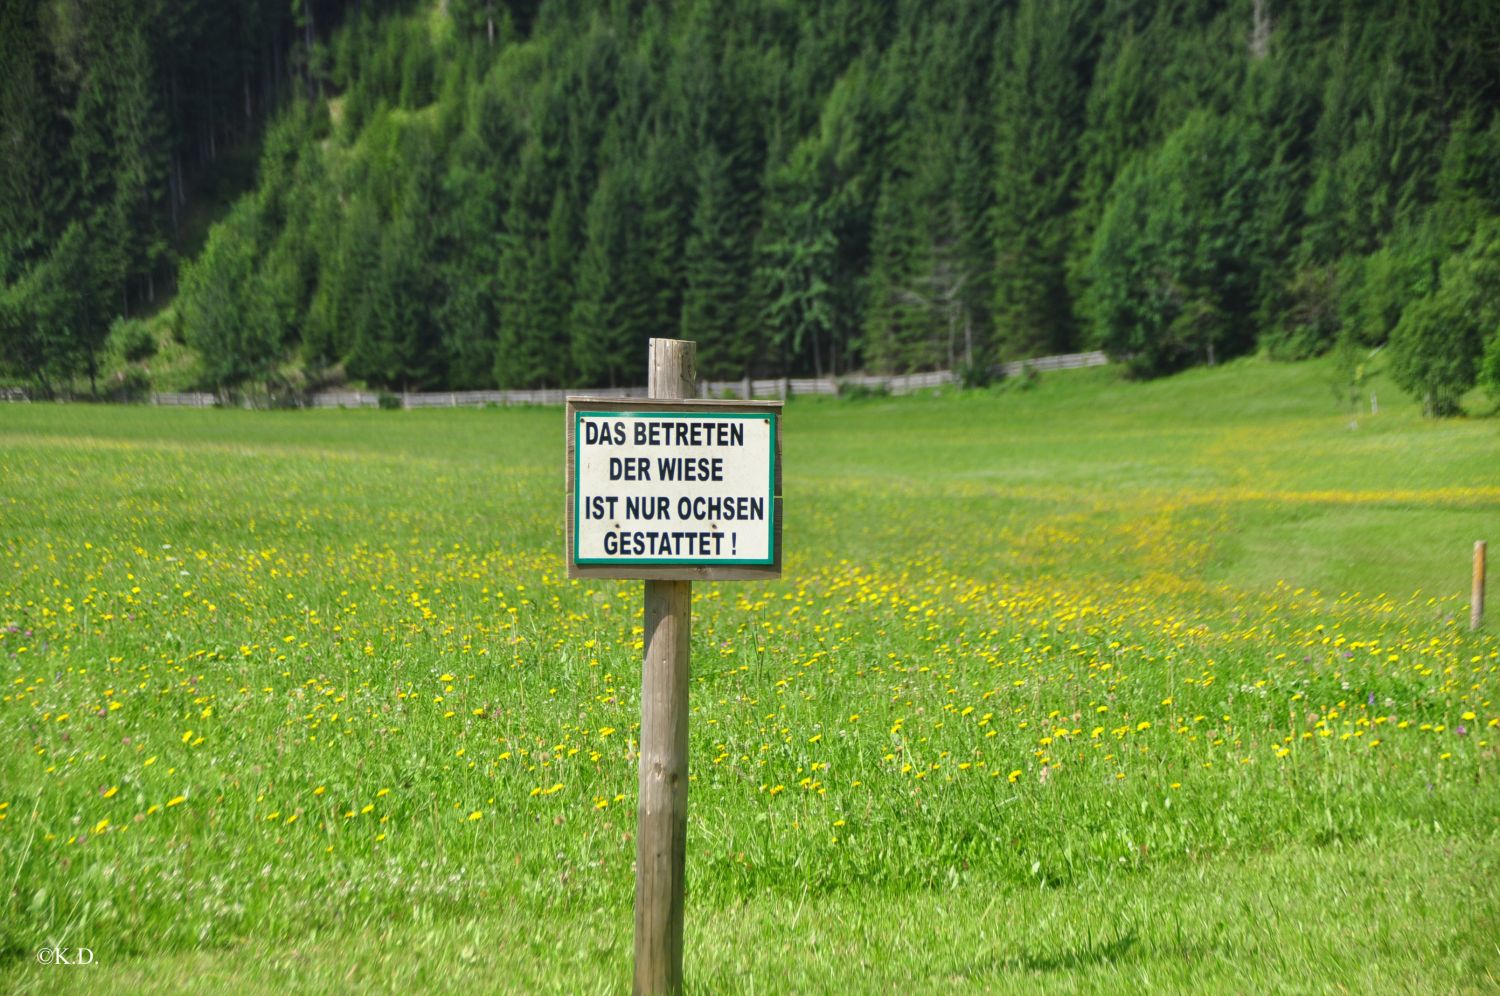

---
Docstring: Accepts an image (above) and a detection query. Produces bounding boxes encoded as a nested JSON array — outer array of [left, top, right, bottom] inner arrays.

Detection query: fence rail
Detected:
[[3, 351, 1108, 408], [151, 391, 217, 407]]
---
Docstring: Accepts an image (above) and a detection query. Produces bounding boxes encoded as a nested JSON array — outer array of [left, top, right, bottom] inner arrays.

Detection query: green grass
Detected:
[[11, 834, 1499, 994], [1, 354, 1497, 991]]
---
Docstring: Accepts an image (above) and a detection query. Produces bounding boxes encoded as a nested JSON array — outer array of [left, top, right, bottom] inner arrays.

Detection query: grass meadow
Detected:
[[2, 355, 1498, 992]]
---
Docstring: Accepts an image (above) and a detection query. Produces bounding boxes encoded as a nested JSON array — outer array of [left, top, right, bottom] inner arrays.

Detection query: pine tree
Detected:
[[756, 149, 838, 380], [1081, 111, 1265, 376], [570, 165, 638, 387], [862, 174, 926, 373], [637, 131, 690, 346], [496, 144, 571, 388], [992, 0, 1097, 359], [681, 148, 755, 379], [180, 202, 279, 391], [307, 195, 381, 370]]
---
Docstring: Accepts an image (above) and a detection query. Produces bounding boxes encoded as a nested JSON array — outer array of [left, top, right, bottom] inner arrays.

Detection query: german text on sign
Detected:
[[573, 411, 776, 565]]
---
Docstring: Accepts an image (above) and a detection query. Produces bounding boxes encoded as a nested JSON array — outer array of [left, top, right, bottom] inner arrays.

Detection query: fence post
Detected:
[[634, 338, 695, 995], [1474, 541, 1488, 631]]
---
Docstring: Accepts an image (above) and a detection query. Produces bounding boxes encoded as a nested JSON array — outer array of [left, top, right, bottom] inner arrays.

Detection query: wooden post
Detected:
[[635, 339, 695, 994], [1473, 541, 1487, 631]]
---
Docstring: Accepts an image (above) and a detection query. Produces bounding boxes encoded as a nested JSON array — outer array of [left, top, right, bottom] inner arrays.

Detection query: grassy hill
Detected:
[[1, 357, 1497, 991]]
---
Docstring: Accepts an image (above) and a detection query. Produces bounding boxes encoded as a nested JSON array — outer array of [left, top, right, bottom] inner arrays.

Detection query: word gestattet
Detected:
[[602, 529, 728, 557]]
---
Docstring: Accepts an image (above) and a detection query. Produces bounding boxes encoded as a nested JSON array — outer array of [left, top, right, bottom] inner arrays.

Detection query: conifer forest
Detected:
[[3, 1, 1499, 411]]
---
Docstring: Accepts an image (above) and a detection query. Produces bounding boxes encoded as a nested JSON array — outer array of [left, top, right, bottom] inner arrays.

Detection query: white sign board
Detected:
[[572, 409, 777, 567]]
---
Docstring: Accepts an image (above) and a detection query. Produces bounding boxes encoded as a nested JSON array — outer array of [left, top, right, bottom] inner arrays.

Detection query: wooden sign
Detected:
[[565, 397, 782, 581], [567, 340, 783, 994]]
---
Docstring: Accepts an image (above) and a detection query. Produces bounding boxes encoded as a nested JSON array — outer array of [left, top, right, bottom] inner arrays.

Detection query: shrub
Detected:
[[837, 379, 889, 400], [1264, 265, 1341, 361], [958, 361, 998, 390], [108, 367, 151, 402], [110, 318, 158, 364]]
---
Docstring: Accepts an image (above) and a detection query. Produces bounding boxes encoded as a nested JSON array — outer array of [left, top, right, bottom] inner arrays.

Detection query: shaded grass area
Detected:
[[10, 832, 1497, 993]]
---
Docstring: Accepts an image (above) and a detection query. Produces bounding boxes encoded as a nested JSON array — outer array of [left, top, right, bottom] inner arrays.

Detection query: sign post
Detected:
[[565, 339, 782, 993]]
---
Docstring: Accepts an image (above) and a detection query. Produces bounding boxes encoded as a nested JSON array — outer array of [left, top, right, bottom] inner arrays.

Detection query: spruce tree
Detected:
[[681, 148, 754, 379], [992, 0, 1096, 359], [570, 165, 638, 387]]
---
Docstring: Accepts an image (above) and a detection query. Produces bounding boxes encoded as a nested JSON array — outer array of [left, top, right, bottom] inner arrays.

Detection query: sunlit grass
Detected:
[[1, 354, 1496, 989]]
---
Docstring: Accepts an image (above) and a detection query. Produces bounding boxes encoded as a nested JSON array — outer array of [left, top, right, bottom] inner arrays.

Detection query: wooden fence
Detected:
[[6, 351, 1108, 408]]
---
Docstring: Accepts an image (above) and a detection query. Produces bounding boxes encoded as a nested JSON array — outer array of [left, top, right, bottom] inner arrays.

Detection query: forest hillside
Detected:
[[3, 0, 1500, 411]]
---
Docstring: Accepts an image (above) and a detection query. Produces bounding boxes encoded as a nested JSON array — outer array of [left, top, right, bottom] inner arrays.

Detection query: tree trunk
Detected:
[[947, 307, 956, 372], [304, 0, 318, 100]]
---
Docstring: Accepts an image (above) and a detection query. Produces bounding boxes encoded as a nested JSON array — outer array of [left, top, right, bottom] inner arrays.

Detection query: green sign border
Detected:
[[573, 410, 777, 566]]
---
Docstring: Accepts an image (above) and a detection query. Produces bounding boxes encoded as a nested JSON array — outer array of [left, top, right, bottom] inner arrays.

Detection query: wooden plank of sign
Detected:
[[564, 397, 783, 581]]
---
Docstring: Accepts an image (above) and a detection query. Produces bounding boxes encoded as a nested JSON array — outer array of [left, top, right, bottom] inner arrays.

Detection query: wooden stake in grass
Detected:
[[567, 337, 778, 989], [635, 338, 695, 995], [1473, 540, 1487, 631]]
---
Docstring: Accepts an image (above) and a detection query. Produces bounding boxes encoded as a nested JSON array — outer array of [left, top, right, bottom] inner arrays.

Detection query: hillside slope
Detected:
[[6, 0, 1500, 403]]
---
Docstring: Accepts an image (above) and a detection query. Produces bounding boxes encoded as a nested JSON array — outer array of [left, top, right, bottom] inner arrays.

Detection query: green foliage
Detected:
[[1388, 219, 1500, 415], [8, 0, 1500, 392], [1337, 227, 1443, 348], [682, 148, 755, 380], [862, 175, 927, 373], [178, 202, 282, 390], [1262, 265, 1341, 361], [0, 0, 353, 390], [956, 360, 996, 390], [757, 198, 838, 377], [110, 317, 158, 364], [991, 0, 1094, 359], [1081, 112, 1265, 377], [834, 378, 889, 400], [1387, 294, 1477, 417], [1327, 331, 1373, 417], [1484, 326, 1500, 398], [0, 222, 112, 395], [569, 166, 636, 387]]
